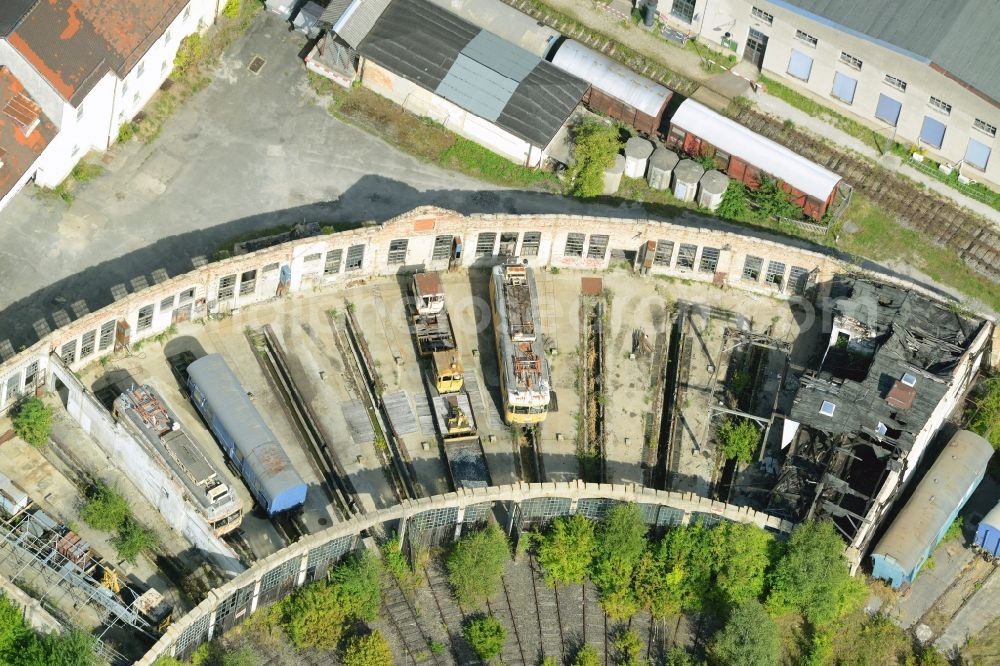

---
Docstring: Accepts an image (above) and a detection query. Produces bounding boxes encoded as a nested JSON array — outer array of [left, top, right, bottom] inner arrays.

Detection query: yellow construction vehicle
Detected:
[[433, 351, 465, 394]]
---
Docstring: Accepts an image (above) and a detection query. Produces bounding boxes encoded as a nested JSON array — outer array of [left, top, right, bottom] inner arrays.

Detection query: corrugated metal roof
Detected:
[[0, 0, 35, 37], [319, 0, 353, 25], [871, 430, 992, 578], [550, 40, 671, 118], [360, 0, 586, 148], [671, 99, 841, 200], [774, 0, 1000, 104], [425, 0, 558, 57], [333, 0, 394, 49], [187, 354, 305, 507]]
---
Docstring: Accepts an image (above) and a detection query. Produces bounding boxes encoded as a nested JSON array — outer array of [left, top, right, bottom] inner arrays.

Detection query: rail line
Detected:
[[520, 426, 544, 483], [423, 562, 477, 665], [381, 574, 447, 666], [486, 574, 529, 666]]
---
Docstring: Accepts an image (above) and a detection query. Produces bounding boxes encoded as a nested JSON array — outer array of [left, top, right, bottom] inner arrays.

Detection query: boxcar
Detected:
[[974, 501, 1000, 557], [187, 354, 307, 515]]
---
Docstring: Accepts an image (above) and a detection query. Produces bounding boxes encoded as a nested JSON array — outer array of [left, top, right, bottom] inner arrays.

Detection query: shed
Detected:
[[603, 154, 626, 195], [624, 136, 654, 178], [667, 99, 843, 220], [550, 40, 672, 135], [647, 146, 678, 190], [974, 501, 1000, 557], [672, 159, 704, 202], [870, 430, 993, 589], [698, 169, 729, 211]]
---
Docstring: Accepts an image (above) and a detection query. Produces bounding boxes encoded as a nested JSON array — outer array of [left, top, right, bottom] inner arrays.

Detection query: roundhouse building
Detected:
[[870, 430, 992, 589], [656, 0, 1000, 189]]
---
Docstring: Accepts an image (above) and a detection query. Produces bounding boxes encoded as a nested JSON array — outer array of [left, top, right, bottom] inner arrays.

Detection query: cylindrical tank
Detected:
[[603, 154, 626, 195], [644, 0, 658, 27], [624, 137, 654, 178], [697, 169, 730, 211], [647, 146, 679, 190], [672, 159, 704, 202]]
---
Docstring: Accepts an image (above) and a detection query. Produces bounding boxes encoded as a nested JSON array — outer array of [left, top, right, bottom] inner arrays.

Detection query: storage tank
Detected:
[[624, 137, 655, 178], [647, 146, 679, 190], [672, 159, 704, 202], [603, 154, 626, 194], [643, 0, 658, 27], [698, 170, 729, 211]]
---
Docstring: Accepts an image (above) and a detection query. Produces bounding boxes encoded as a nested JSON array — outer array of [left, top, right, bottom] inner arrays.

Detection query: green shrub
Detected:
[[463, 616, 506, 662], [111, 521, 160, 563], [222, 0, 241, 18], [12, 398, 52, 448], [715, 182, 752, 221], [173, 33, 204, 74], [447, 523, 510, 607], [70, 162, 103, 183], [569, 119, 621, 197], [718, 418, 759, 463], [968, 375, 1000, 449], [572, 644, 602, 666], [80, 482, 131, 532], [343, 631, 393, 666], [116, 122, 136, 143]]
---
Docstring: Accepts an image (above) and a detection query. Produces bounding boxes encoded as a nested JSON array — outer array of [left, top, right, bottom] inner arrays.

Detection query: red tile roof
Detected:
[[0, 67, 56, 201], [9, 0, 189, 104]]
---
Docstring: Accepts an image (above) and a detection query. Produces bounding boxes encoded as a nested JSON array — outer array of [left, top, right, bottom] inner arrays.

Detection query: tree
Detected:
[[709, 601, 780, 666], [650, 523, 714, 614], [537, 513, 596, 587], [708, 521, 772, 608], [329, 550, 382, 622], [569, 119, 622, 197], [111, 520, 159, 563], [343, 631, 394, 666], [968, 374, 1000, 449], [463, 616, 506, 662], [718, 418, 759, 464], [751, 177, 802, 220], [572, 644, 603, 666], [80, 482, 131, 532], [12, 398, 52, 448], [591, 504, 648, 619], [766, 521, 867, 627], [447, 523, 510, 607], [612, 628, 646, 666], [715, 182, 752, 221]]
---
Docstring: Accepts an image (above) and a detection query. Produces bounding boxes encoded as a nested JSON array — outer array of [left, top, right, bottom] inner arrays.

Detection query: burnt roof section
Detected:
[[8, 0, 113, 105], [789, 276, 984, 454], [0, 0, 37, 36], [0, 67, 57, 201], [359, 0, 586, 148], [76, 0, 188, 76]]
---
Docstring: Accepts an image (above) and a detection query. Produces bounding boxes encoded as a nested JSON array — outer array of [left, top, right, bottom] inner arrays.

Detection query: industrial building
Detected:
[[316, 0, 589, 166], [772, 276, 990, 558], [655, 0, 1000, 188], [870, 430, 992, 589]]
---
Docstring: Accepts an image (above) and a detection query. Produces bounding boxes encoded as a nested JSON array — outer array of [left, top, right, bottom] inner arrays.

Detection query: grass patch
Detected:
[[36, 159, 104, 204], [685, 38, 737, 74], [906, 156, 1000, 211], [832, 195, 1000, 311], [440, 138, 556, 187]]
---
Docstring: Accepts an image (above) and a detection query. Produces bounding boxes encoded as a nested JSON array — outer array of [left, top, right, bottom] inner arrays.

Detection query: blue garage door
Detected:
[[919, 116, 946, 148], [965, 138, 992, 170], [787, 49, 813, 81], [875, 94, 902, 126], [831, 71, 857, 104]]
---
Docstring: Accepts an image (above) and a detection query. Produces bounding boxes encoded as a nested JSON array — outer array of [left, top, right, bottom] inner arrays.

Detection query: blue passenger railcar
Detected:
[[974, 502, 1000, 557], [871, 430, 993, 589], [187, 354, 307, 515]]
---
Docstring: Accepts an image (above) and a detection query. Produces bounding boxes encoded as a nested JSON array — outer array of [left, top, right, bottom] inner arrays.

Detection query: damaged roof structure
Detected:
[[771, 275, 988, 554], [0, 66, 56, 202]]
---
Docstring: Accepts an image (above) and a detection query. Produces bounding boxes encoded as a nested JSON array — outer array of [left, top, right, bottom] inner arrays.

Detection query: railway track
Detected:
[[270, 510, 307, 547], [485, 574, 529, 665], [423, 562, 478, 665], [520, 426, 544, 483], [381, 575, 449, 666], [730, 106, 1000, 283], [528, 553, 565, 660]]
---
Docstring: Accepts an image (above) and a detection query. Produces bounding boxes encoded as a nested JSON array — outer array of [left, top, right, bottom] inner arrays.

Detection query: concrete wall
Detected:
[[675, 0, 1000, 188], [135, 480, 794, 664], [45, 357, 245, 577], [0, 206, 991, 413], [360, 59, 542, 167], [0, 574, 63, 635]]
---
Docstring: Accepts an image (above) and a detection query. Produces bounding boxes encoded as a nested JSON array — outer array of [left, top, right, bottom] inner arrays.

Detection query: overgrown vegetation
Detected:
[[718, 418, 759, 463], [381, 537, 421, 593], [447, 523, 510, 607], [342, 630, 393, 666], [709, 600, 780, 666], [37, 161, 105, 205], [80, 481, 160, 562], [569, 119, 622, 197], [11, 397, 52, 448], [463, 615, 506, 662], [967, 374, 1000, 449], [536, 513, 595, 587], [0, 594, 99, 666]]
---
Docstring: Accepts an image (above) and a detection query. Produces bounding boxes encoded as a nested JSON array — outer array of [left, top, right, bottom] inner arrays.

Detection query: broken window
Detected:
[[98, 320, 116, 351], [764, 261, 786, 287], [61, 340, 77, 365], [137, 304, 154, 331], [179, 287, 195, 302], [587, 234, 609, 260], [345, 244, 365, 271], [304, 252, 322, 263], [239, 270, 257, 296], [677, 244, 697, 269], [218, 274, 236, 299], [521, 231, 541, 257], [23, 361, 38, 388], [324, 249, 342, 275], [388, 239, 408, 265], [475, 232, 496, 256], [160, 295, 175, 311], [742, 256, 763, 281], [564, 233, 585, 257], [788, 266, 808, 294], [4, 374, 19, 406], [699, 247, 720, 273], [80, 330, 96, 359], [654, 240, 674, 266], [262, 263, 279, 274], [499, 232, 519, 256], [432, 235, 452, 261]]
